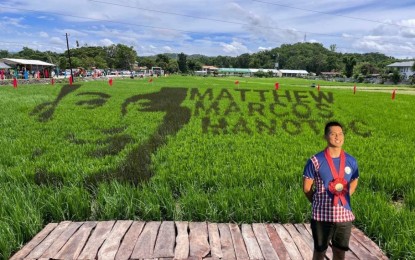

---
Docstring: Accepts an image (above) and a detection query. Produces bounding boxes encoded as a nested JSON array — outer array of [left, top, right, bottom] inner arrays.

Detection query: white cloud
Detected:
[[40, 32, 49, 38], [50, 36, 65, 45], [220, 40, 249, 55], [1, 16, 27, 28], [162, 46, 173, 52], [258, 46, 272, 51], [0, 0, 414, 57], [99, 38, 114, 46]]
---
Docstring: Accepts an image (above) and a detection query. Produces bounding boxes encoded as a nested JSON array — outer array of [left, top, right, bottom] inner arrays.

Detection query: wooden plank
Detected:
[[351, 227, 389, 260], [130, 221, 161, 259], [12, 221, 389, 260], [98, 220, 133, 259], [115, 221, 145, 260], [273, 224, 303, 260], [348, 233, 379, 260], [252, 223, 279, 260], [78, 220, 116, 259], [345, 249, 360, 260], [188, 222, 210, 258], [25, 221, 71, 259], [218, 223, 236, 259], [40, 221, 82, 258], [10, 223, 58, 260], [174, 221, 189, 260], [284, 224, 312, 260], [265, 224, 291, 260], [153, 221, 175, 258], [54, 221, 97, 259], [241, 224, 263, 260], [293, 224, 313, 250], [208, 222, 223, 259], [229, 223, 249, 260]]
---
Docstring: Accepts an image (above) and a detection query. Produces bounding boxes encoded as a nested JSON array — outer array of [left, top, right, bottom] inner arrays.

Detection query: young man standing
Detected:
[[303, 121, 359, 260]]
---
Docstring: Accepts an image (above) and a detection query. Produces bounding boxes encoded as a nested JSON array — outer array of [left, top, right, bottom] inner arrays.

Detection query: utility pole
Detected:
[[273, 53, 279, 69], [65, 33, 74, 81]]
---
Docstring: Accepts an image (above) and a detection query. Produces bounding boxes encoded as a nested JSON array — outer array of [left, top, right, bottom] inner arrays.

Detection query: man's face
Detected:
[[325, 125, 344, 148], [31, 86, 190, 185]]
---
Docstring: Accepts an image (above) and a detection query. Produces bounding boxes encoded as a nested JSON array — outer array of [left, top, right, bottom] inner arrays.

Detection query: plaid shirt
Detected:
[[303, 151, 359, 222]]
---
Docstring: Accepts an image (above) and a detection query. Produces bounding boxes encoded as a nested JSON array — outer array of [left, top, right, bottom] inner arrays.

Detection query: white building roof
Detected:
[[0, 58, 55, 67], [387, 61, 414, 67], [0, 62, 11, 69], [250, 69, 279, 73], [279, 69, 308, 74]]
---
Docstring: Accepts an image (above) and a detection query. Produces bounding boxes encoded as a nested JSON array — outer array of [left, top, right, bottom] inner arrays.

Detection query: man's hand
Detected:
[[349, 179, 358, 196], [303, 177, 314, 203]]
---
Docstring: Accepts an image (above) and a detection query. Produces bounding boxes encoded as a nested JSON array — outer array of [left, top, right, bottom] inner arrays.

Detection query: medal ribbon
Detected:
[[324, 148, 348, 206]]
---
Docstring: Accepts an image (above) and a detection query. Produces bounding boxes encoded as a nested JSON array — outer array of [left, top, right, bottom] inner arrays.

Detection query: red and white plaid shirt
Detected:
[[304, 153, 358, 222]]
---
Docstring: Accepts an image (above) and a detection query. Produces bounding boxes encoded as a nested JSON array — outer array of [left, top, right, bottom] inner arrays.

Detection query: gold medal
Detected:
[[335, 183, 344, 192]]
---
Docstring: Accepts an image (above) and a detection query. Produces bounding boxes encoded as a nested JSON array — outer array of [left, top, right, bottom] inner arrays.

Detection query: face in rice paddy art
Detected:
[[30, 84, 191, 187], [29, 84, 371, 188]]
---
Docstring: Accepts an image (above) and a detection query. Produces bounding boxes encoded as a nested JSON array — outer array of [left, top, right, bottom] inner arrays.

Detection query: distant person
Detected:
[[303, 121, 359, 260]]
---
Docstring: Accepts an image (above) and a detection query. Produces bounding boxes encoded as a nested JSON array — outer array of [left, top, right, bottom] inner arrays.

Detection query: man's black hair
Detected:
[[324, 121, 343, 136]]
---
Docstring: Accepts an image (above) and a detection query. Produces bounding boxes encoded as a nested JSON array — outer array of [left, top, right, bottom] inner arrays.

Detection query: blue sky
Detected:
[[1, 0, 415, 58]]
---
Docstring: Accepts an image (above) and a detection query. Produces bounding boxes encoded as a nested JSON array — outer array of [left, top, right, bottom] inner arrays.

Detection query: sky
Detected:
[[1, 0, 415, 58]]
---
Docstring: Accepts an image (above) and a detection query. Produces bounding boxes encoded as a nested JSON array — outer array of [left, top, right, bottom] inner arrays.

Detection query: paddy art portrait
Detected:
[[31, 85, 191, 186], [30, 85, 371, 187]]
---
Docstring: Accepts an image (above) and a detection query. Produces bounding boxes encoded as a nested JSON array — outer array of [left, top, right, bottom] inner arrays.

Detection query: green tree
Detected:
[[178, 52, 187, 73], [213, 55, 232, 67], [391, 69, 401, 84], [70, 57, 82, 68], [187, 59, 202, 72], [235, 53, 251, 68], [94, 56, 108, 69], [155, 54, 170, 65], [114, 44, 137, 70], [137, 57, 155, 70], [166, 60, 179, 73], [326, 53, 341, 72], [343, 56, 357, 78], [357, 62, 378, 76], [0, 50, 9, 58]]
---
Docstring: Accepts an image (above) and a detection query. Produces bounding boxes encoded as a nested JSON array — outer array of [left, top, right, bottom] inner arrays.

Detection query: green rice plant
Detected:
[[1, 76, 415, 258]]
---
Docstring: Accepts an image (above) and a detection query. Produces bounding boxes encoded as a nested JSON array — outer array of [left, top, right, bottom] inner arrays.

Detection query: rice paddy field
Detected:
[[0, 75, 414, 259]]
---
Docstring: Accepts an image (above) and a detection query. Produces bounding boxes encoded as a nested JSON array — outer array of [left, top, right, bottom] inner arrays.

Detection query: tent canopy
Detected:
[[0, 62, 11, 69], [0, 58, 55, 67]]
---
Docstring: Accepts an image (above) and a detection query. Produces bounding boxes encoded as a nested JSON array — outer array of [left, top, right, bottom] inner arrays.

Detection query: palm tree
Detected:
[[342, 56, 356, 78]]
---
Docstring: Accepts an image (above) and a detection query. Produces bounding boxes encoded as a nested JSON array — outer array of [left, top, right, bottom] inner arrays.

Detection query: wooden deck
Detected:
[[11, 221, 388, 260]]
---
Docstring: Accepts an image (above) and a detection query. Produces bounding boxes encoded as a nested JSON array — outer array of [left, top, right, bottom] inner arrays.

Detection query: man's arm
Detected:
[[303, 177, 314, 203], [349, 179, 358, 196]]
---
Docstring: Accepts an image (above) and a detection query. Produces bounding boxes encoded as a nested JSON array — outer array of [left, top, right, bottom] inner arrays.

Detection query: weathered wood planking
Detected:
[[11, 221, 389, 260]]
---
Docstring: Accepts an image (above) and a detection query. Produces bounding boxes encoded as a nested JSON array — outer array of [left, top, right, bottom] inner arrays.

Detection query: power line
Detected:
[[86, 0, 415, 47], [1, 3, 411, 45], [252, 0, 415, 29], [0, 5, 198, 34], [86, 0, 350, 40], [0, 40, 64, 49], [0, 3, 414, 55]]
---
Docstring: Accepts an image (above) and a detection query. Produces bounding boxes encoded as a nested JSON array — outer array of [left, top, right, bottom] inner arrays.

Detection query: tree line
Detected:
[[1, 42, 413, 80]]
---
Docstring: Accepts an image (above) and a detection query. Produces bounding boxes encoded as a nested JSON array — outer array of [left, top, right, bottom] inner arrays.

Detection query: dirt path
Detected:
[[320, 85, 415, 95]]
